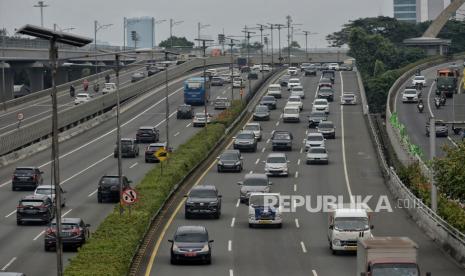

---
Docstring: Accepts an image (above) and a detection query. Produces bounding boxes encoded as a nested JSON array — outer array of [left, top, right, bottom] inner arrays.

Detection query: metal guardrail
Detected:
[[0, 56, 231, 156]]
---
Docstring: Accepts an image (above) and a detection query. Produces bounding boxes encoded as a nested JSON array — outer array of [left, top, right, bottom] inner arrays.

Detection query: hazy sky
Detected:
[[0, 0, 393, 47]]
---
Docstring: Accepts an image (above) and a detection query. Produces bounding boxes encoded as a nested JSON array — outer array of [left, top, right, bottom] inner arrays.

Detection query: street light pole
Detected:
[[195, 38, 213, 131], [33, 1, 49, 27], [94, 20, 113, 86], [227, 38, 238, 101], [429, 117, 438, 212], [115, 54, 124, 216], [197, 22, 210, 48], [169, 19, 184, 49], [257, 24, 265, 79], [275, 24, 284, 64], [267, 23, 274, 70], [1, 28, 6, 110], [165, 62, 170, 151]]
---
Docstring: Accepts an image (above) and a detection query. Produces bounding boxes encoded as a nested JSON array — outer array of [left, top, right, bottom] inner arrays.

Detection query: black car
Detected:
[[233, 131, 258, 152], [184, 185, 222, 219], [176, 104, 194, 119], [16, 195, 54, 225], [136, 126, 159, 143], [260, 96, 277, 110], [271, 130, 293, 151], [169, 226, 213, 264], [317, 87, 335, 102], [147, 66, 160, 76], [12, 167, 44, 191], [114, 138, 139, 158], [248, 71, 258, 80], [279, 75, 290, 87], [317, 121, 336, 139], [426, 120, 449, 137], [308, 111, 328, 128], [322, 70, 335, 84], [211, 77, 224, 86], [304, 66, 317, 76], [44, 218, 90, 251], [253, 105, 270, 121], [97, 175, 131, 203], [240, 66, 251, 73], [145, 142, 167, 163], [217, 149, 243, 172]]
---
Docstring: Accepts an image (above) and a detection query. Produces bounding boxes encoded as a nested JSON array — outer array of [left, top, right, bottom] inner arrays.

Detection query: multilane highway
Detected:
[[0, 67, 256, 275], [143, 69, 464, 275]]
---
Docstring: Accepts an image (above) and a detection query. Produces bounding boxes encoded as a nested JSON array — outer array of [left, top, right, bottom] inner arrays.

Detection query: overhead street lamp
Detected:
[[16, 24, 92, 276], [298, 31, 318, 61], [169, 19, 184, 48], [33, 1, 49, 27], [1, 28, 7, 111], [154, 19, 167, 50], [195, 38, 213, 131], [197, 22, 211, 48], [226, 37, 239, 101], [94, 20, 113, 86]]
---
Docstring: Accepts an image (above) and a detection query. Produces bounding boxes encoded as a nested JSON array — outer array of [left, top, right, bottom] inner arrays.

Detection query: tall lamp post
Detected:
[[169, 19, 184, 49], [33, 1, 49, 27], [94, 20, 113, 85], [197, 22, 210, 48], [17, 24, 92, 276], [274, 24, 284, 64], [1, 28, 7, 110], [226, 38, 239, 101], [195, 38, 213, 130], [298, 31, 318, 61]]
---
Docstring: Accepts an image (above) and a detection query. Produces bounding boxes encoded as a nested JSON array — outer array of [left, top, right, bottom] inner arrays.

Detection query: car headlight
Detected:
[[240, 190, 246, 196], [200, 244, 209, 253], [172, 244, 180, 251], [235, 161, 241, 165], [218, 161, 223, 165], [209, 201, 218, 205], [248, 214, 255, 219], [332, 239, 341, 246], [186, 201, 195, 205]]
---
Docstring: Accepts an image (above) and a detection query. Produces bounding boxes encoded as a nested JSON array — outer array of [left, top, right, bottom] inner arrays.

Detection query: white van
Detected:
[[267, 84, 282, 98]]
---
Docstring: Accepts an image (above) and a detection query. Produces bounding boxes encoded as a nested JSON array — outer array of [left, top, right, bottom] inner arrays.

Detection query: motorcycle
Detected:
[[93, 83, 100, 92], [417, 102, 424, 113], [69, 86, 75, 97], [105, 74, 110, 83], [434, 97, 441, 109], [440, 95, 446, 106]]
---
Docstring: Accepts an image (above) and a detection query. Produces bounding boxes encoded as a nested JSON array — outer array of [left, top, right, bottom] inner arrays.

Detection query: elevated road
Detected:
[[142, 70, 464, 275]]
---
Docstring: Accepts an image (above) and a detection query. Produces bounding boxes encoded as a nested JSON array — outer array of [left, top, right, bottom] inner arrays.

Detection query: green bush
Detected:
[[65, 103, 245, 275]]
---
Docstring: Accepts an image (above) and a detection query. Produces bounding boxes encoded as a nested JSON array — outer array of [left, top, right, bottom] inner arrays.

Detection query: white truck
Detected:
[[248, 193, 282, 228], [357, 236, 430, 276], [328, 203, 373, 254], [102, 83, 116, 95]]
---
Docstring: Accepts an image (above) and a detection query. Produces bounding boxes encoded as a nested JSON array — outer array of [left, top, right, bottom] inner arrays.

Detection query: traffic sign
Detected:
[[17, 112, 24, 121], [154, 147, 169, 161], [121, 188, 138, 205]]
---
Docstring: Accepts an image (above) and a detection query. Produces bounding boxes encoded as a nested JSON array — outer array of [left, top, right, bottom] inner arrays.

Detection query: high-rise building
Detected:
[[394, 0, 465, 23], [125, 17, 155, 49], [393, 0, 418, 23]]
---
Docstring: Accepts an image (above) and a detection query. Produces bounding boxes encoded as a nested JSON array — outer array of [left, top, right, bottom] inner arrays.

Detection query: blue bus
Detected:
[[184, 77, 210, 105]]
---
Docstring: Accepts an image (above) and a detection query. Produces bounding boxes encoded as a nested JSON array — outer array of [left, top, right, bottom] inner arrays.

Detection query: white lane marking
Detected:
[[294, 184, 297, 192], [186, 123, 192, 127], [155, 111, 177, 128], [235, 199, 240, 208], [300, 241, 307, 253], [295, 218, 300, 228], [305, 129, 308, 135], [447, 136, 458, 147], [255, 158, 260, 165], [222, 90, 226, 94], [294, 171, 299, 178], [129, 162, 138, 169], [174, 131, 180, 137], [300, 148, 303, 154], [312, 270, 318, 276], [302, 139, 305, 144], [266, 138, 270, 143], [0, 181, 11, 188], [275, 121, 279, 126], [33, 230, 45, 241], [228, 240, 232, 252], [249, 170, 253, 174], [61, 153, 113, 185], [229, 269, 234, 276], [261, 147, 266, 153], [427, 81, 435, 117], [88, 189, 98, 197], [1, 257, 17, 271], [231, 217, 235, 227], [61, 209, 72, 217], [297, 159, 301, 165], [339, 72, 354, 202], [5, 209, 16, 218]]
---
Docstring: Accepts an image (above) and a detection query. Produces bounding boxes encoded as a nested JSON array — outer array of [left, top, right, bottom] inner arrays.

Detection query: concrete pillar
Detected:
[[0, 62, 14, 101], [27, 62, 45, 92]]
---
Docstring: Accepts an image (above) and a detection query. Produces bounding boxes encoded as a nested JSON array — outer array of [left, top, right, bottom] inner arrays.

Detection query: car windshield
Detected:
[[196, 114, 206, 119], [20, 200, 43, 207], [175, 232, 208, 243], [285, 108, 298, 114], [35, 188, 53, 195], [178, 106, 190, 111], [289, 97, 300, 102], [189, 189, 217, 198], [319, 123, 333, 128], [262, 96, 274, 101], [371, 263, 419, 276], [121, 140, 133, 145], [138, 129, 153, 134], [237, 133, 254, 139], [268, 86, 280, 91], [267, 157, 286, 163], [249, 195, 279, 208], [414, 76, 425, 80], [15, 168, 34, 174], [187, 81, 202, 89], [292, 87, 303, 92], [221, 153, 239, 161], [310, 112, 325, 117], [212, 77, 222, 81], [148, 146, 163, 151], [255, 106, 268, 112], [310, 148, 326, 154], [215, 98, 227, 103], [274, 133, 290, 139], [320, 88, 333, 93], [404, 90, 417, 95], [334, 217, 369, 231], [308, 135, 323, 141], [314, 100, 327, 105], [343, 94, 355, 99], [244, 178, 268, 186], [244, 125, 259, 131], [100, 177, 119, 186]]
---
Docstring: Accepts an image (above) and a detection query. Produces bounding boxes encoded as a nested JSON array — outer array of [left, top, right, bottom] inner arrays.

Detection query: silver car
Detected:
[[305, 133, 326, 151], [214, 97, 230, 110], [306, 146, 329, 164], [34, 185, 67, 207], [243, 122, 262, 141], [237, 173, 272, 203], [193, 113, 211, 127], [263, 153, 289, 176]]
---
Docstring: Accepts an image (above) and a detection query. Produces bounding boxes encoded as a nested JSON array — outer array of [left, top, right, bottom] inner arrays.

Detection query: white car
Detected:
[[312, 98, 329, 114], [306, 146, 329, 164], [328, 63, 339, 70], [243, 122, 262, 141], [287, 78, 301, 90], [248, 193, 282, 228], [193, 113, 211, 127], [260, 65, 271, 72], [290, 85, 305, 99], [340, 93, 357, 105], [233, 77, 245, 88], [267, 84, 282, 98], [206, 68, 218, 76], [288, 67, 298, 76], [287, 95, 303, 110], [264, 153, 289, 176], [220, 74, 232, 83], [282, 105, 300, 123], [74, 93, 92, 105], [102, 83, 116, 95], [34, 185, 66, 207], [412, 75, 426, 86], [251, 64, 262, 71], [305, 133, 326, 151], [402, 88, 419, 103]]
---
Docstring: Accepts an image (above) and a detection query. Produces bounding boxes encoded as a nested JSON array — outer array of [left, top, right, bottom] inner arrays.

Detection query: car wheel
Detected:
[[97, 194, 102, 203], [276, 223, 282, 229], [238, 165, 243, 172], [44, 244, 51, 252], [12, 185, 17, 191], [249, 223, 254, 228], [185, 212, 191, 219], [205, 254, 212, 265], [16, 220, 21, 226], [170, 257, 177, 265], [214, 211, 220, 219]]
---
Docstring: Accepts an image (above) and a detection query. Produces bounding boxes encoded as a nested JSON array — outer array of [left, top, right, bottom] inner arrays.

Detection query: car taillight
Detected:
[[32, 175, 37, 181], [39, 205, 48, 211], [17, 205, 23, 210], [72, 227, 81, 236], [46, 228, 56, 236], [12, 175, 18, 181]]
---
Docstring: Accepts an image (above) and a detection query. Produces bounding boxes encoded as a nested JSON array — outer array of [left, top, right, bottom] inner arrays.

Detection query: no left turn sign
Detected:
[[121, 188, 138, 205]]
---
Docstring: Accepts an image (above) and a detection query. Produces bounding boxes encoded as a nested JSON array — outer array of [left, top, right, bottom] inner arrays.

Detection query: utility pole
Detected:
[[274, 24, 284, 65], [286, 15, 291, 66], [94, 20, 113, 85], [257, 24, 265, 79], [195, 38, 213, 130], [123, 17, 126, 51], [429, 117, 437, 212], [197, 22, 210, 48], [1, 28, 6, 110], [267, 23, 274, 70], [227, 38, 238, 101], [242, 26, 255, 67], [33, 1, 49, 27], [115, 54, 124, 216], [169, 19, 184, 49]]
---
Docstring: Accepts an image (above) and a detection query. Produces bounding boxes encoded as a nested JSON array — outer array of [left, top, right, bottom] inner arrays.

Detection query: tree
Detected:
[[290, 41, 300, 48], [373, 60, 385, 77], [433, 142, 465, 201], [159, 36, 194, 48]]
